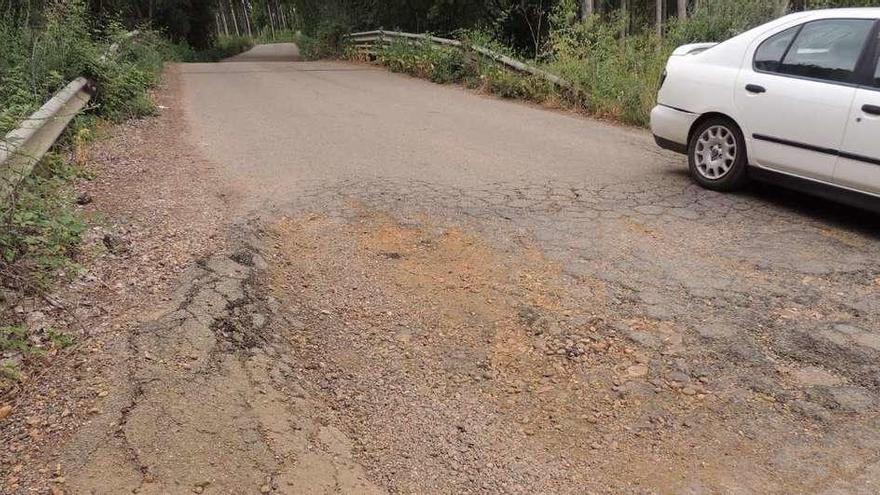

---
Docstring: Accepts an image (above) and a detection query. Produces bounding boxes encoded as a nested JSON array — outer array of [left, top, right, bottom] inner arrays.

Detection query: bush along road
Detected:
[[1, 41, 878, 494]]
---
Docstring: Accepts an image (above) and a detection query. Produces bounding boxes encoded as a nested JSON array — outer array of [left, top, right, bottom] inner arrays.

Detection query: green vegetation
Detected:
[[1, 1, 170, 136], [1, 323, 76, 391], [300, 0, 880, 126], [0, 0, 287, 396], [0, 0, 263, 297], [0, 326, 31, 355], [0, 0, 175, 298], [0, 154, 87, 292]]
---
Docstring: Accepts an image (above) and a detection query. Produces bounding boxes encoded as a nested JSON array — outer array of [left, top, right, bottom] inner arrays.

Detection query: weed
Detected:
[[0, 325, 30, 354], [0, 154, 86, 292], [47, 328, 76, 349], [0, 363, 22, 383]]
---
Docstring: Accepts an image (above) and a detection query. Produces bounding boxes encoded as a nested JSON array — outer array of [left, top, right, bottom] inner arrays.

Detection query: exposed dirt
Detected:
[[260, 207, 880, 494]]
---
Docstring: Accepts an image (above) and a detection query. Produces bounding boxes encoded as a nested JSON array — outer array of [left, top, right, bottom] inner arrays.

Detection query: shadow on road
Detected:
[[663, 167, 880, 235]]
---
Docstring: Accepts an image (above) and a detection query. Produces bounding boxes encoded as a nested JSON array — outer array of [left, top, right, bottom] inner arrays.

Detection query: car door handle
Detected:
[[862, 104, 880, 115], [745, 84, 766, 94]]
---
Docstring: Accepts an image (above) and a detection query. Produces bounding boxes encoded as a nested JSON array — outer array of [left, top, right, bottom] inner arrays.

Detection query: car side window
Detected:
[[755, 26, 800, 72], [779, 19, 874, 83]]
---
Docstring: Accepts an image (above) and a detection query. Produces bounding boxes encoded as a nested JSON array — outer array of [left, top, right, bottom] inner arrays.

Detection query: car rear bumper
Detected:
[[650, 104, 699, 155]]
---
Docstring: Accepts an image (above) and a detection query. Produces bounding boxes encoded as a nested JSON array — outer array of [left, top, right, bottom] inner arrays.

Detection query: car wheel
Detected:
[[688, 117, 749, 191]]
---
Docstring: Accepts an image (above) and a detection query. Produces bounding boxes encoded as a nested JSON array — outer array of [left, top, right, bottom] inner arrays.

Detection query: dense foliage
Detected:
[[317, 0, 880, 125], [295, 0, 880, 56]]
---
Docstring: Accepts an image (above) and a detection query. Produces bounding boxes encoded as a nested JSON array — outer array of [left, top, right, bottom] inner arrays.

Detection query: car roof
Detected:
[[797, 8, 880, 20]]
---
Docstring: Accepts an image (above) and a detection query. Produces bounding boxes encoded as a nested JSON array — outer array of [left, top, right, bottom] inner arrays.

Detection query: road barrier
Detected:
[[0, 31, 138, 202], [344, 30, 571, 90]]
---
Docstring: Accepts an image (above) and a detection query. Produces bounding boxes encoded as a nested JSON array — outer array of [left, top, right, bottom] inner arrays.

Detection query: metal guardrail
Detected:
[[0, 31, 139, 202], [344, 30, 571, 90]]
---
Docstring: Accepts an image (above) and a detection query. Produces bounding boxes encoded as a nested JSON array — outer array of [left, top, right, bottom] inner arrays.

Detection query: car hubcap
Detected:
[[694, 125, 737, 180]]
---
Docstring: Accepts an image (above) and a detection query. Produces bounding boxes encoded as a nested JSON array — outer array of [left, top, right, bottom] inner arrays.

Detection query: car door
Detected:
[[735, 18, 876, 181], [835, 27, 880, 196]]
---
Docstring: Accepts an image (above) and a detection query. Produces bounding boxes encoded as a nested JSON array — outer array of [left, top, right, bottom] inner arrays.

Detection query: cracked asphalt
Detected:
[[48, 43, 880, 493]]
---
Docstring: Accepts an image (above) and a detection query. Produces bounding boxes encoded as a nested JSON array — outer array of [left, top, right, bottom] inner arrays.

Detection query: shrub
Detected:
[[0, 1, 181, 135], [298, 21, 349, 60], [544, 0, 793, 126]]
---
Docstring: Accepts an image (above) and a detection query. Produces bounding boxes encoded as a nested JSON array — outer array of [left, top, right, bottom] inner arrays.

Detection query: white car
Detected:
[[651, 8, 880, 210]]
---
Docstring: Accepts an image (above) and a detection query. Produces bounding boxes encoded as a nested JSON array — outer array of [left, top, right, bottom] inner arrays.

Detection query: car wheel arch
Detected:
[[688, 112, 745, 148]]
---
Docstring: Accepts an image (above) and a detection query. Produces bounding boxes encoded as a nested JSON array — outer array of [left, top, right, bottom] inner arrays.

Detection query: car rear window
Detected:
[[755, 26, 799, 72]]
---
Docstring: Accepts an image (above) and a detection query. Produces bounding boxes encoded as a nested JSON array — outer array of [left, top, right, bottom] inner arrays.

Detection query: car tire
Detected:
[[687, 117, 749, 192]]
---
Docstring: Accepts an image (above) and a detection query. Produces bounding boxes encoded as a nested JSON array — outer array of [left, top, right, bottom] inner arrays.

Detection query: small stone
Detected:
[[0, 405, 12, 421], [681, 386, 697, 396], [102, 233, 130, 254], [667, 371, 690, 384], [76, 192, 93, 205], [626, 364, 649, 378], [790, 366, 843, 387], [260, 484, 272, 493], [97, 391, 109, 398]]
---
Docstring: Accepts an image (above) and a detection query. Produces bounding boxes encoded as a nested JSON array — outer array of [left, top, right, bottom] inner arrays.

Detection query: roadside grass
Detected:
[[0, 1, 188, 391], [307, 0, 793, 127], [0, 153, 87, 293], [346, 38, 571, 114], [1, 322, 77, 394]]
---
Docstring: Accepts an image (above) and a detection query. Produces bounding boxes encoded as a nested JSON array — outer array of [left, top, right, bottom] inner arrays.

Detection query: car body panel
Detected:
[[651, 8, 880, 207], [650, 105, 699, 146], [836, 87, 880, 194], [735, 67, 856, 181]]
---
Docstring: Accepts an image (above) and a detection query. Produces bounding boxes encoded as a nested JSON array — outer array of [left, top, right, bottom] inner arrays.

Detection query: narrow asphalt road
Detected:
[[57, 44, 880, 494], [181, 43, 677, 212]]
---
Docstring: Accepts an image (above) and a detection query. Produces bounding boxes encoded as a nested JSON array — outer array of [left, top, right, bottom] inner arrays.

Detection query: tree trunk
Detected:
[[229, 0, 240, 36], [621, 0, 629, 37], [277, 0, 287, 30], [580, 0, 593, 21], [656, 0, 663, 36], [678, 0, 687, 18], [267, 2, 275, 38], [241, 0, 253, 37]]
